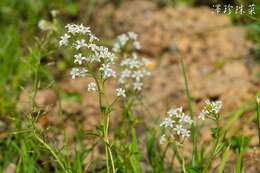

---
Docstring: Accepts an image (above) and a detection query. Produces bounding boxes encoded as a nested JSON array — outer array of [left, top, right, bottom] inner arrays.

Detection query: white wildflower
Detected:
[[88, 82, 97, 92], [133, 41, 141, 49], [74, 39, 87, 50], [132, 70, 144, 81], [118, 34, 129, 46], [174, 125, 183, 135], [160, 117, 174, 128], [180, 114, 193, 125], [89, 33, 99, 42], [181, 129, 191, 138], [133, 81, 143, 91], [128, 32, 138, 40], [100, 64, 116, 79], [65, 23, 90, 35], [199, 100, 222, 120], [116, 88, 126, 98], [70, 68, 80, 79], [74, 53, 86, 65], [160, 134, 166, 145], [59, 33, 70, 47]]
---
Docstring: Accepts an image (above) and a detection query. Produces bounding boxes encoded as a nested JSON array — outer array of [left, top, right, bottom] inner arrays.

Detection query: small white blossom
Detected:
[[65, 23, 90, 35], [181, 129, 191, 138], [70, 68, 80, 79], [133, 41, 141, 49], [180, 114, 193, 125], [74, 53, 86, 65], [160, 134, 166, 145], [88, 82, 97, 92], [74, 39, 87, 50], [133, 81, 143, 91], [174, 125, 183, 135], [132, 70, 144, 81], [59, 34, 71, 47], [167, 107, 183, 117], [160, 107, 192, 143], [199, 100, 222, 120], [118, 34, 129, 46], [100, 64, 116, 79], [160, 117, 174, 128], [70, 68, 88, 79], [89, 33, 99, 42], [128, 32, 138, 40], [116, 88, 126, 98]]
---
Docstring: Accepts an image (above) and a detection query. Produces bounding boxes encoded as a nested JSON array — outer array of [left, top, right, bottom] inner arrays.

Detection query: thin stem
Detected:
[[179, 57, 198, 166], [256, 96, 260, 146], [93, 75, 115, 173], [34, 133, 68, 173], [202, 120, 221, 173]]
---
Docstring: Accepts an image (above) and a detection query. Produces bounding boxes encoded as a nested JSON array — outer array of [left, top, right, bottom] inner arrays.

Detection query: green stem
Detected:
[[179, 58, 198, 165], [256, 96, 260, 147], [34, 133, 68, 173]]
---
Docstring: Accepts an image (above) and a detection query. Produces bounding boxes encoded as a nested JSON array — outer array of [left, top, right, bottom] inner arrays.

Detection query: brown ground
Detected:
[[17, 0, 260, 172]]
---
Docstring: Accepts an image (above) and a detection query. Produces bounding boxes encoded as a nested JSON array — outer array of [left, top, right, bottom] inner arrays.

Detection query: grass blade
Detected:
[[180, 59, 198, 166], [256, 96, 260, 146]]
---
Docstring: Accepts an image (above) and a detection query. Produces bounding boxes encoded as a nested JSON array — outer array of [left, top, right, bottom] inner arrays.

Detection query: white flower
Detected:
[[174, 125, 183, 135], [100, 64, 116, 79], [74, 53, 86, 65], [70, 68, 88, 79], [160, 134, 166, 145], [133, 81, 143, 91], [65, 23, 90, 35], [59, 34, 70, 46], [160, 117, 174, 128], [118, 34, 129, 46], [199, 100, 222, 120], [70, 68, 80, 79], [121, 69, 131, 78], [89, 33, 99, 42], [116, 88, 126, 98], [79, 68, 88, 77], [88, 82, 97, 92], [181, 129, 191, 138], [132, 70, 144, 81], [87, 55, 101, 63], [180, 115, 193, 125], [133, 41, 141, 50], [74, 39, 87, 50], [167, 107, 183, 117], [38, 20, 53, 31], [128, 32, 138, 40]]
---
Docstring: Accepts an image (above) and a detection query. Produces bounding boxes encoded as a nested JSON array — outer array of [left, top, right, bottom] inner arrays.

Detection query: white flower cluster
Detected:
[[160, 107, 193, 144], [199, 100, 222, 120], [118, 53, 151, 91], [59, 23, 117, 92], [112, 32, 141, 53], [111, 32, 151, 93]]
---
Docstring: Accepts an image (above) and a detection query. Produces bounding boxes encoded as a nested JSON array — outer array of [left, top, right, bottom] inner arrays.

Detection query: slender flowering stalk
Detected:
[[59, 23, 117, 172]]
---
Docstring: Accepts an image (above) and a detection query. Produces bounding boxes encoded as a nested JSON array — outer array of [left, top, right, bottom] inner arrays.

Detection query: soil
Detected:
[[17, 0, 260, 172]]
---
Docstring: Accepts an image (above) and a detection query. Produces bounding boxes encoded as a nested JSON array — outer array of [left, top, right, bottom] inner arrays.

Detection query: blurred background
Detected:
[[0, 0, 260, 172]]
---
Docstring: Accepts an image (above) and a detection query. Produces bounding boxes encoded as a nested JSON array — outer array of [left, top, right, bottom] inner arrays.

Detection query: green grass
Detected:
[[0, 0, 259, 173]]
